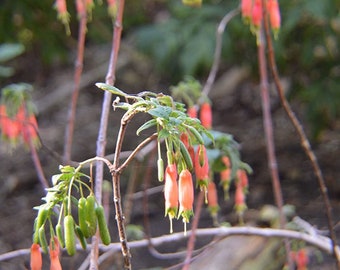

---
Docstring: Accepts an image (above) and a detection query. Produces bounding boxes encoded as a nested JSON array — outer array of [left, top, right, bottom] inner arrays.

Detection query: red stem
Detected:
[[92, 0, 126, 268], [262, 3, 340, 268], [182, 190, 205, 270], [257, 29, 285, 225], [63, 9, 87, 163], [258, 11, 293, 266]]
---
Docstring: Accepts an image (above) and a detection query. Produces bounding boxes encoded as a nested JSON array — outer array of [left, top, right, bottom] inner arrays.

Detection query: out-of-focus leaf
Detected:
[[0, 65, 14, 77], [0, 43, 24, 63]]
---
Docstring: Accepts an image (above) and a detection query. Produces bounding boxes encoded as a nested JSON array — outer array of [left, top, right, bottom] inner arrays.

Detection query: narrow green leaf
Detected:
[[95, 83, 127, 97], [136, 118, 157, 135], [0, 43, 25, 63]]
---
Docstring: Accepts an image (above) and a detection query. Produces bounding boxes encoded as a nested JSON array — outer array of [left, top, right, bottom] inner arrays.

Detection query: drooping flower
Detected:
[[194, 144, 209, 195], [178, 169, 194, 226], [54, 0, 70, 35], [30, 243, 42, 270], [241, 0, 253, 21], [234, 183, 247, 218], [296, 248, 309, 270], [164, 164, 178, 233], [236, 169, 249, 193], [0, 104, 20, 145], [220, 156, 232, 198], [252, 0, 263, 28], [199, 102, 212, 129], [267, 0, 281, 37], [180, 132, 189, 149], [187, 106, 198, 119], [207, 181, 219, 224]]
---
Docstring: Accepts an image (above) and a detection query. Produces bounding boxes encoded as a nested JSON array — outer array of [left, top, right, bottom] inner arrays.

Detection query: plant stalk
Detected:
[[263, 4, 340, 268], [63, 9, 87, 164], [91, 0, 126, 269]]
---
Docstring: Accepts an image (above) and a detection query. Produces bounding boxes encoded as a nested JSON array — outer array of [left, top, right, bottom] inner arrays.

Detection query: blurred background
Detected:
[[0, 0, 339, 269]]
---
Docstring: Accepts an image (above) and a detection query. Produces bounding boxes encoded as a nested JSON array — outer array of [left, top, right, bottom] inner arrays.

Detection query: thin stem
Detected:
[[92, 0, 126, 268], [110, 112, 133, 269], [257, 25, 293, 268], [257, 27, 285, 230], [263, 5, 340, 268], [28, 133, 49, 192], [182, 190, 205, 270], [63, 8, 87, 163], [201, 8, 239, 98], [117, 133, 158, 172]]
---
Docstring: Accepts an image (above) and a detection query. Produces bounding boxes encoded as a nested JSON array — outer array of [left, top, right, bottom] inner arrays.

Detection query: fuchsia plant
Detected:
[[1, 0, 339, 269]]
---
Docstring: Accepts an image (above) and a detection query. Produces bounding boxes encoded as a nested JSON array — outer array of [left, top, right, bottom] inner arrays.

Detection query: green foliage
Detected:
[[133, 1, 238, 80], [0, 43, 25, 78], [134, 0, 340, 139]]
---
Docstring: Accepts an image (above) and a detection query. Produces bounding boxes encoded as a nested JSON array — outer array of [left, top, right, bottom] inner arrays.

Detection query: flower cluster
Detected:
[[161, 98, 250, 231], [241, 0, 281, 37], [0, 100, 40, 150], [54, 0, 119, 35]]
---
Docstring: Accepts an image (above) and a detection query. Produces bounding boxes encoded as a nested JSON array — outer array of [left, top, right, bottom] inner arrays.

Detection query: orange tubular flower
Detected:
[[180, 132, 189, 149], [267, 0, 281, 33], [0, 105, 20, 144], [49, 237, 62, 270], [199, 102, 212, 129], [164, 163, 178, 233], [237, 169, 249, 192], [252, 0, 263, 28], [296, 248, 309, 270], [220, 156, 232, 198], [234, 183, 247, 217], [207, 181, 219, 220], [178, 169, 194, 226], [194, 145, 209, 193], [241, 0, 253, 20], [30, 243, 42, 270], [187, 106, 198, 119], [55, 0, 70, 34]]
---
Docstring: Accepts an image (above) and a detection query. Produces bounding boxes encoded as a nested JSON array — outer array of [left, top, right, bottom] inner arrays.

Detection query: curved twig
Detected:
[[2, 226, 338, 264], [201, 8, 240, 98]]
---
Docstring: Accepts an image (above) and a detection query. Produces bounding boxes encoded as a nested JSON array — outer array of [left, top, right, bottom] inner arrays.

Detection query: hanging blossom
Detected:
[[164, 163, 179, 233], [178, 169, 194, 234], [0, 103, 40, 150], [240, 0, 281, 37]]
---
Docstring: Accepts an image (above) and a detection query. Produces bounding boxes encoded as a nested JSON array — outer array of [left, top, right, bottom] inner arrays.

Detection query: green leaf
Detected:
[[158, 129, 170, 140], [59, 165, 75, 174], [147, 106, 172, 119], [0, 43, 25, 63], [136, 118, 157, 135], [51, 174, 63, 186], [95, 83, 127, 97]]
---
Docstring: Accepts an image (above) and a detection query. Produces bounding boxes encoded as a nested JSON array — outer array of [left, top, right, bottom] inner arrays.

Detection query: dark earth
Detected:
[[0, 42, 339, 269]]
